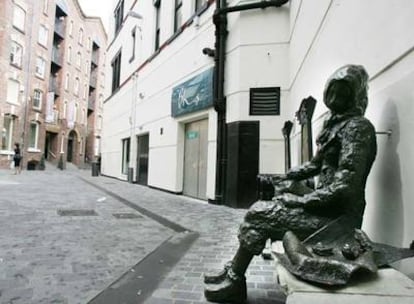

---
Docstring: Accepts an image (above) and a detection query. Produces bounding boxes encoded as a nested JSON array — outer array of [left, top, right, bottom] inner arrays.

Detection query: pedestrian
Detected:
[[13, 143, 22, 174]]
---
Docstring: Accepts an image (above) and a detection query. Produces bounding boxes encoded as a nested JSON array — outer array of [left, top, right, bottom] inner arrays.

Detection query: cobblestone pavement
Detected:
[[0, 167, 285, 304]]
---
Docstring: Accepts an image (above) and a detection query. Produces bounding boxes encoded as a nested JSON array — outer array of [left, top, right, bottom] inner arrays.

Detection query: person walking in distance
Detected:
[[13, 143, 22, 174]]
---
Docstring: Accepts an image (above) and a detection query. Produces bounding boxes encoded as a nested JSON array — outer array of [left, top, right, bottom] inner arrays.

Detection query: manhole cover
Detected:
[[112, 213, 142, 219], [57, 209, 98, 216]]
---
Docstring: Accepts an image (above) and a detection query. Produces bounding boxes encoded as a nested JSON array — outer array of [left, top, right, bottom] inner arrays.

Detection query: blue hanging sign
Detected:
[[171, 67, 214, 117]]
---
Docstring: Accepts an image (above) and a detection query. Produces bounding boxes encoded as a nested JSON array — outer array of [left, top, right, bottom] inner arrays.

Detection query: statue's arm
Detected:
[[286, 151, 323, 181], [301, 119, 376, 211]]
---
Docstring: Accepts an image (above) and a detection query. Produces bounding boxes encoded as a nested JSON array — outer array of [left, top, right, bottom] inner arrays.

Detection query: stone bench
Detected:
[[273, 254, 414, 304]]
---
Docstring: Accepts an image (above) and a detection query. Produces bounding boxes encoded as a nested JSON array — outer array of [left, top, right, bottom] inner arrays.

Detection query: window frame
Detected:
[[65, 73, 70, 91], [130, 26, 137, 62], [6, 79, 20, 105], [114, 0, 124, 36], [1, 115, 14, 151], [28, 121, 40, 150], [38, 24, 49, 47], [174, 0, 183, 33], [74, 77, 80, 96], [43, 0, 49, 15], [35, 57, 46, 78], [69, 20, 74, 36], [76, 51, 82, 68], [154, 0, 161, 51], [195, 0, 208, 12], [111, 50, 122, 93], [67, 46, 72, 64], [13, 4, 26, 32], [78, 28, 84, 45], [33, 89, 43, 110], [83, 84, 88, 99], [10, 41, 23, 68], [121, 137, 130, 175]]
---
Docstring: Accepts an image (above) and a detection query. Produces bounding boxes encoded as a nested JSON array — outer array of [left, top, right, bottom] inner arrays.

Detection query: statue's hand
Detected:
[[272, 174, 288, 184], [277, 193, 304, 208]]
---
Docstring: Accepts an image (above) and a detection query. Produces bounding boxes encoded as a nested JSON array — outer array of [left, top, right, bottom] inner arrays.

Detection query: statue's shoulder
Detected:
[[344, 116, 376, 134]]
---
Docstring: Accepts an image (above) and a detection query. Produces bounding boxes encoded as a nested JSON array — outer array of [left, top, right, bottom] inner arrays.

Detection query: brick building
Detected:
[[0, 0, 106, 170]]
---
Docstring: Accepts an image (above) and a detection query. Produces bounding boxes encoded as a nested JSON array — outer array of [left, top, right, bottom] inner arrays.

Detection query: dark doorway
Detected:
[[136, 134, 149, 185], [45, 132, 58, 160], [67, 131, 77, 163]]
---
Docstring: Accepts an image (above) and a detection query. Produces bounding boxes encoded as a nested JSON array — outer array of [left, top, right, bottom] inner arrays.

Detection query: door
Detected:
[[67, 138, 73, 162], [183, 119, 208, 200], [136, 134, 149, 185], [67, 131, 76, 163]]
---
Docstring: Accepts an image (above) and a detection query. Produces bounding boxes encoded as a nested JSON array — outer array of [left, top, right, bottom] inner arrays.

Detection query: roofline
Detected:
[[72, 0, 108, 38]]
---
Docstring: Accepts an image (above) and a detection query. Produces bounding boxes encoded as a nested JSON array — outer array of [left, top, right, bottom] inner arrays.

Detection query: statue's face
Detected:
[[324, 80, 354, 114]]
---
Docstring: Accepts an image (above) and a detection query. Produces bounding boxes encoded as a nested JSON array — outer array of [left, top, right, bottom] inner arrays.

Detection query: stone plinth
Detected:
[[275, 261, 414, 304]]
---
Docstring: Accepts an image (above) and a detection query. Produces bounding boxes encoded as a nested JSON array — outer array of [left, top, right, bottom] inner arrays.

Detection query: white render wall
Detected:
[[103, 1, 292, 196], [287, 0, 414, 277]]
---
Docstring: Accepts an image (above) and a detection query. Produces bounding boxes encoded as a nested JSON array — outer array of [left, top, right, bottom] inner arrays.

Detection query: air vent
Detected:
[[249, 87, 280, 116]]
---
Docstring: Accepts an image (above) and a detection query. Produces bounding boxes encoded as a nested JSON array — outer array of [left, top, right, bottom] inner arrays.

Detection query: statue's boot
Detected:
[[204, 261, 232, 284], [204, 270, 247, 303]]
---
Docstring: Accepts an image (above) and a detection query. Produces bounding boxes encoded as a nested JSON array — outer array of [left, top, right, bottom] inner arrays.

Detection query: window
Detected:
[[74, 103, 78, 122], [63, 100, 68, 118], [97, 115, 103, 130], [67, 46, 72, 63], [10, 41, 23, 67], [111, 51, 122, 93], [195, 0, 208, 12], [249, 87, 281, 115], [121, 137, 130, 175], [74, 77, 80, 96], [82, 108, 86, 124], [69, 20, 74, 36], [130, 27, 136, 62], [38, 25, 48, 47], [13, 4, 26, 32], [114, 0, 124, 35], [154, 0, 161, 51], [35, 57, 46, 78], [65, 73, 70, 90], [1, 115, 14, 151], [76, 52, 81, 68], [29, 122, 40, 149], [78, 28, 84, 45], [7, 79, 20, 105], [174, 0, 183, 33], [85, 60, 89, 74], [33, 89, 43, 109], [87, 37, 92, 51], [43, 0, 48, 14], [83, 84, 88, 99]]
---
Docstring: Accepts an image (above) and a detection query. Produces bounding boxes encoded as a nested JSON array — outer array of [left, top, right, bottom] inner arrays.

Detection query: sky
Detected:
[[77, 0, 112, 32]]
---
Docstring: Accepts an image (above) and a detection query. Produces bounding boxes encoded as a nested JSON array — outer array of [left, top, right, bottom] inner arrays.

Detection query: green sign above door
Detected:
[[171, 67, 214, 117]]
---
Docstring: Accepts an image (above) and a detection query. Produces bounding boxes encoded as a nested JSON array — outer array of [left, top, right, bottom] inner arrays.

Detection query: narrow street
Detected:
[[0, 167, 285, 304]]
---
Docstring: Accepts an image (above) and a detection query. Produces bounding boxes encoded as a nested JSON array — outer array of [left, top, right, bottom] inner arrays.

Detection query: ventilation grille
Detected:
[[250, 87, 280, 116]]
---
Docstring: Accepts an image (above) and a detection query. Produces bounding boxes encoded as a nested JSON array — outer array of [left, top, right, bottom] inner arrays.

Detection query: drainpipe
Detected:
[[212, 0, 290, 205]]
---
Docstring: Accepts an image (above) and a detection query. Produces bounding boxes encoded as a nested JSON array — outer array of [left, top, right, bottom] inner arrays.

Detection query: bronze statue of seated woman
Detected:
[[204, 64, 379, 303]]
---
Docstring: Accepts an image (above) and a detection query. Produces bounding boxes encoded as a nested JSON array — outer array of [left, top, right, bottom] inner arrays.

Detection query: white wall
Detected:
[[225, 3, 291, 174], [287, 0, 414, 276]]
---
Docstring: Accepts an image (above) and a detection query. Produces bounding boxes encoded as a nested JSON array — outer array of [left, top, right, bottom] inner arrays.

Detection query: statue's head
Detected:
[[323, 65, 369, 115]]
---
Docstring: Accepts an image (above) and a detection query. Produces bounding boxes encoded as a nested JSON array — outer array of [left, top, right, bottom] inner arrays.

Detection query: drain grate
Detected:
[[112, 213, 142, 219], [57, 209, 98, 216]]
